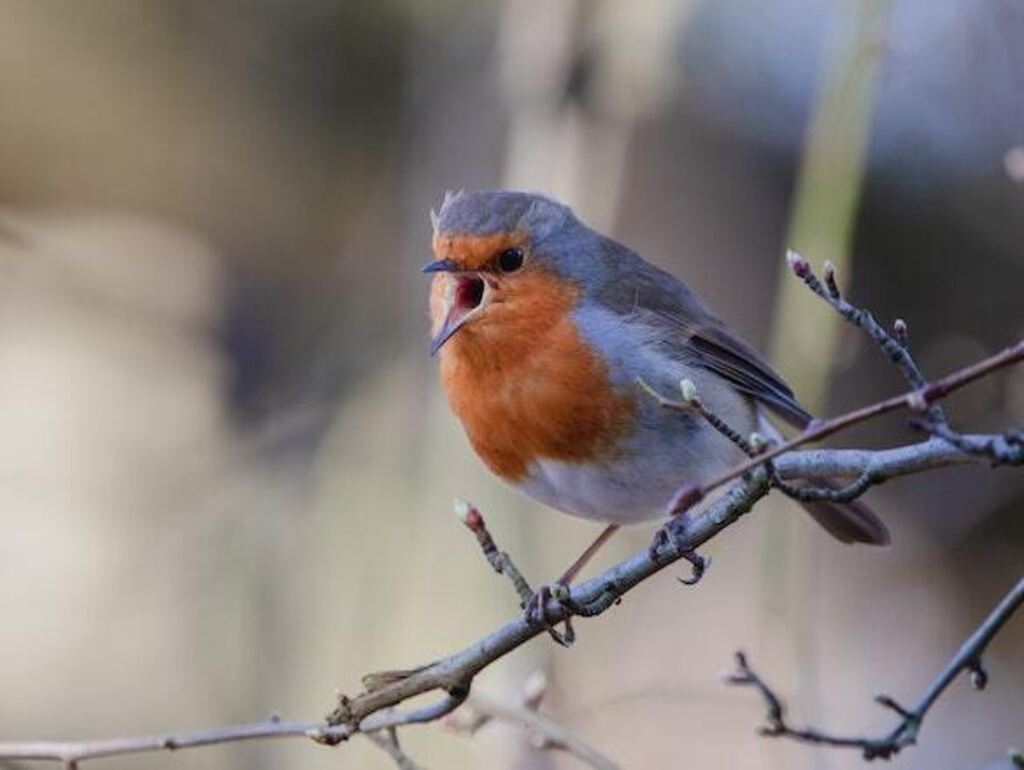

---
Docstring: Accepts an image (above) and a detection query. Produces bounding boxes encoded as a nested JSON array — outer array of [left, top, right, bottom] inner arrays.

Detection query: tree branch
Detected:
[[726, 575, 1024, 760], [1, 424, 1016, 767], [664, 254, 1022, 515], [1, 257, 1020, 767], [0, 718, 347, 767]]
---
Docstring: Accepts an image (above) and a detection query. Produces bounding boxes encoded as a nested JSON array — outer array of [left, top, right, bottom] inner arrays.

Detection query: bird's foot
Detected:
[[648, 517, 710, 585], [523, 582, 576, 647]]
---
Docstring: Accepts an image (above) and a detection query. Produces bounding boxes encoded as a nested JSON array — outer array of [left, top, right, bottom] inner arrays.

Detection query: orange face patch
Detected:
[[435, 267, 635, 481], [431, 230, 528, 272]]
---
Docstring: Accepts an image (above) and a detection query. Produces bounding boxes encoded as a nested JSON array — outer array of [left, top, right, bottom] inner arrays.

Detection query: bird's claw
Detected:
[[523, 582, 576, 647], [648, 517, 710, 586], [676, 549, 710, 585]]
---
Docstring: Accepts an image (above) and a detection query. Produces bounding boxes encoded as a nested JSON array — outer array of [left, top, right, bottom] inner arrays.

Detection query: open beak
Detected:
[[422, 258, 459, 274], [429, 271, 488, 355]]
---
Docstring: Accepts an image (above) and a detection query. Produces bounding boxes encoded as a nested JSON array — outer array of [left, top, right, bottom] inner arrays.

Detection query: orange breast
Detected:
[[435, 270, 635, 482]]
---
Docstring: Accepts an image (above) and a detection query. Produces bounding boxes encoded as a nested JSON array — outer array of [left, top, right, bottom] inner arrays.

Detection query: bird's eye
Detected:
[[498, 247, 524, 272]]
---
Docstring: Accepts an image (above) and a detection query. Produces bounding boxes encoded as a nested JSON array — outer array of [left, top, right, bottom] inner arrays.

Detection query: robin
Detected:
[[424, 190, 888, 598]]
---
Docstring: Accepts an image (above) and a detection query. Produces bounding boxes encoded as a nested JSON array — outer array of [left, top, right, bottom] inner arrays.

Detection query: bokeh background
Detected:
[[1, 1, 1022, 769]]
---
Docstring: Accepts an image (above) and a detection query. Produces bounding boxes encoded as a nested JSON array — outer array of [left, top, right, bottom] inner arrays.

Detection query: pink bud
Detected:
[[785, 249, 809, 278], [454, 499, 483, 529]]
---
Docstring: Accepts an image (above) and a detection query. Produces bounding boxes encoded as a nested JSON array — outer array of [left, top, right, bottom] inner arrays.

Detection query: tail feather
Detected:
[[757, 414, 890, 546], [799, 494, 890, 546]]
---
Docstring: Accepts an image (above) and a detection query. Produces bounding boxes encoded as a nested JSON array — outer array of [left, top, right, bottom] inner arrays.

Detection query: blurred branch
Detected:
[[0, 260, 1021, 766], [365, 728, 423, 770], [726, 575, 1024, 760], [444, 672, 621, 770], [464, 694, 620, 770]]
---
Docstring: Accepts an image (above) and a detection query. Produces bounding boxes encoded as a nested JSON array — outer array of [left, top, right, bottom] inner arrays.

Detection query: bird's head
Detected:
[[424, 189, 589, 355]]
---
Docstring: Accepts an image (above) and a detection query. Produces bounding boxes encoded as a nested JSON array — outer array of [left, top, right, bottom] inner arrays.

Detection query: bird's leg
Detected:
[[524, 524, 621, 646], [558, 523, 621, 585], [648, 515, 709, 585], [524, 584, 576, 647]]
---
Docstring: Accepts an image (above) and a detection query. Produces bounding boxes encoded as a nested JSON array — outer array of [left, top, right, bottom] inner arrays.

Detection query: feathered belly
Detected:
[[515, 456, 671, 524], [506, 371, 756, 524], [512, 420, 746, 524]]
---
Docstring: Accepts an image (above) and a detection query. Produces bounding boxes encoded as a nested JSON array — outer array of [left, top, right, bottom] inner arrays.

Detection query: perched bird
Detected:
[[425, 190, 888, 584]]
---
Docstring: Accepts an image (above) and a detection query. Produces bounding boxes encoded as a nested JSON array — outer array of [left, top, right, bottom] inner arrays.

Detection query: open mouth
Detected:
[[455, 274, 485, 313], [430, 273, 487, 355]]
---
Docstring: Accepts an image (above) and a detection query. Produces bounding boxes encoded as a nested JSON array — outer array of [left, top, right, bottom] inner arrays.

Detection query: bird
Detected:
[[424, 189, 888, 591]]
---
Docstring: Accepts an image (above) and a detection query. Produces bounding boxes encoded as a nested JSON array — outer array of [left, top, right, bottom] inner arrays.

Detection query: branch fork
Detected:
[[727, 575, 1024, 760]]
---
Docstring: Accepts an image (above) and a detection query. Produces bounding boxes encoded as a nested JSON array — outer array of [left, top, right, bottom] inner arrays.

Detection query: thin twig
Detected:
[[668, 253, 1022, 515], [788, 252, 939, 410], [727, 574, 1024, 760], [455, 499, 535, 606], [365, 729, 423, 770], [666, 338, 1023, 515], [636, 375, 873, 508], [645, 258, 1022, 509], [636, 377, 760, 457], [443, 670, 620, 770], [456, 499, 575, 646], [468, 693, 621, 770], [0, 719, 349, 765]]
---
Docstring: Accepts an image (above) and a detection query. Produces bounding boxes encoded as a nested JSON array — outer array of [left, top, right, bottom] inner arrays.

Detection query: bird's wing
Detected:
[[597, 251, 813, 428], [655, 309, 813, 428]]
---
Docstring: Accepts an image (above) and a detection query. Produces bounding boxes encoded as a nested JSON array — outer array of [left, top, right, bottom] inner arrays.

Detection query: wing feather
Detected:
[[594, 249, 812, 428]]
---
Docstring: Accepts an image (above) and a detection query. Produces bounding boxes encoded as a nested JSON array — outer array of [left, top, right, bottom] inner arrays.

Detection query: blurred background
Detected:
[[0, 1, 1022, 768]]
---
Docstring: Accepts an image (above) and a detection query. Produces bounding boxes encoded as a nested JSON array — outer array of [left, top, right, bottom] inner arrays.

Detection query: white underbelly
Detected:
[[515, 456, 685, 525], [512, 416, 753, 525]]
